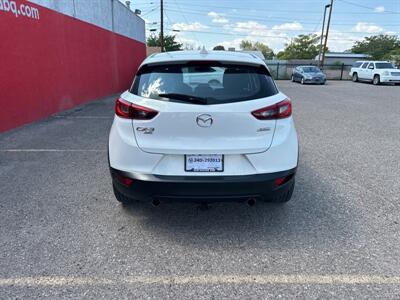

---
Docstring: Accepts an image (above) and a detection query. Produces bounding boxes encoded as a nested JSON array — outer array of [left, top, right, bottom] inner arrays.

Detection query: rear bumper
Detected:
[[110, 167, 296, 203]]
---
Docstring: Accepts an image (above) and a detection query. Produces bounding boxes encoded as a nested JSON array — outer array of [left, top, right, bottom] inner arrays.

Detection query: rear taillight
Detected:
[[115, 98, 158, 120], [251, 99, 292, 120]]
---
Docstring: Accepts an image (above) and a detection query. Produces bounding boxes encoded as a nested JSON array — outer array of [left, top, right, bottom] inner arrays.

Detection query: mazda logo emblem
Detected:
[[196, 114, 213, 128]]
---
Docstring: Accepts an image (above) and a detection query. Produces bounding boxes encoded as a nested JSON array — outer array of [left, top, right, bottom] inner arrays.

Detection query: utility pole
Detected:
[[318, 4, 331, 67], [160, 0, 164, 52], [321, 0, 333, 67]]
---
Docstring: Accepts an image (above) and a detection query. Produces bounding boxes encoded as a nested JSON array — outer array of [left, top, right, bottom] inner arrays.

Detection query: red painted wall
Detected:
[[0, 0, 146, 132]]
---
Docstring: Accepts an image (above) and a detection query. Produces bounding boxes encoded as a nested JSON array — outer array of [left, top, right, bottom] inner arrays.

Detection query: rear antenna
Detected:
[[200, 46, 208, 55]]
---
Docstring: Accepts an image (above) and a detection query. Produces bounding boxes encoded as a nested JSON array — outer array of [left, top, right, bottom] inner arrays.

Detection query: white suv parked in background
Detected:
[[108, 50, 298, 206], [349, 61, 400, 85]]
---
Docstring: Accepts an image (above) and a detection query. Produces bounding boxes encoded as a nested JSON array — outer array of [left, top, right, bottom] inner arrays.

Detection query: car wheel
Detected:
[[352, 73, 358, 82], [291, 75, 295, 82], [300, 78, 305, 85], [373, 75, 380, 85], [268, 179, 295, 203], [113, 184, 134, 204]]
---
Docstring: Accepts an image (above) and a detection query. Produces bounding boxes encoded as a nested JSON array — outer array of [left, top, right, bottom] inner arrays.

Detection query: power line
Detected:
[[141, 5, 159, 17], [164, 3, 400, 15], [336, 0, 400, 14], [159, 15, 397, 35], [163, 8, 400, 26], [173, 0, 200, 46], [165, 27, 362, 42]]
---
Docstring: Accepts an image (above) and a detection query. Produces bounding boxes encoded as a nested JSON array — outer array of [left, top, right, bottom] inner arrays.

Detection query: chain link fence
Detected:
[[266, 62, 353, 80]]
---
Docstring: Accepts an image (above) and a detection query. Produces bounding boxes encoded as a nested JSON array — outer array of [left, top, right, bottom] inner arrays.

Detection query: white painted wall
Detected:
[[29, 0, 145, 43]]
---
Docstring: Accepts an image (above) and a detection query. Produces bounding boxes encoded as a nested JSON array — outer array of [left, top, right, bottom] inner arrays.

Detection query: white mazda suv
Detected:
[[108, 50, 299, 206]]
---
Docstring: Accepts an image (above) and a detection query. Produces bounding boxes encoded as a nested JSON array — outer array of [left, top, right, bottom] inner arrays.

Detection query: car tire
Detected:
[[352, 73, 358, 82], [268, 179, 295, 203], [373, 75, 380, 85], [300, 78, 305, 85], [113, 184, 134, 204]]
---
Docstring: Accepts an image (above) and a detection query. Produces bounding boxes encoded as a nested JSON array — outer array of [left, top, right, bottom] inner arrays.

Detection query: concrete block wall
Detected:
[[29, 0, 145, 42], [113, 0, 145, 43]]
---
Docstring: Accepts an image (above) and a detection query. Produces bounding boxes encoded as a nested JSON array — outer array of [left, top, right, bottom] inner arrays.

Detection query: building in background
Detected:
[[314, 52, 369, 65], [1, 0, 146, 132], [28, 0, 145, 43], [147, 46, 162, 56]]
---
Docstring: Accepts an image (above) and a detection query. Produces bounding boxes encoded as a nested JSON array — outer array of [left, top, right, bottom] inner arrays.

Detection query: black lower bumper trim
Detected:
[[110, 167, 296, 203]]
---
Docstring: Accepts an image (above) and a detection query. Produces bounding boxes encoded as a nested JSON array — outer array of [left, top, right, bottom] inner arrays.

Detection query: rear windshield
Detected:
[[375, 63, 395, 69], [302, 66, 321, 73], [131, 63, 278, 105]]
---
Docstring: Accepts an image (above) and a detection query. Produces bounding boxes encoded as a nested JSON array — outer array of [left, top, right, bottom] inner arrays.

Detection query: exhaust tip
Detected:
[[247, 198, 256, 207], [152, 199, 161, 207]]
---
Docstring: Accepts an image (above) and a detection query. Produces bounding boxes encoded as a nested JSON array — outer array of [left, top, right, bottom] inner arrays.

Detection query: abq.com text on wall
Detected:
[[0, 0, 40, 19]]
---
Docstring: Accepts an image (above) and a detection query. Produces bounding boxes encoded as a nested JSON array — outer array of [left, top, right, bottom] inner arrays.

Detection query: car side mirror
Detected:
[[368, 66, 374, 70]]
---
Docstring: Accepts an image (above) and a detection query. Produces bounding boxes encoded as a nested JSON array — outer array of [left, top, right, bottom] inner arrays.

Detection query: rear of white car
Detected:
[[108, 51, 298, 205]]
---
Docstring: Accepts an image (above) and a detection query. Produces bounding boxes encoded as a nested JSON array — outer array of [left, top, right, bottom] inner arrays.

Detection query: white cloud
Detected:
[[172, 22, 208, 31], [173, 34, 203, 50], [272, 22, 303, 31], [374, 6, 385, 13], [319, 30, 363, 52], [352, 22, 384, 33], [218, 21, 290, 51], [232, 21, 268, 33], [219, 38, 244, 51], [207, 11, 229, 24]]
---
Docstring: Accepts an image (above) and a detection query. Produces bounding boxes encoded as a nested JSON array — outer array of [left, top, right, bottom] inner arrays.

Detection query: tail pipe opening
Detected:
[[247, 198, 257, 207]]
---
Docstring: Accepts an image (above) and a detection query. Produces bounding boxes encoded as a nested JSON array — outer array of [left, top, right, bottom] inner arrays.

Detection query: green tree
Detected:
[[213, 45, 225, 51], [384, 48, 400, 67], [351, 35, 400, 60], [277, 34, 320, 60], [147, 34, 183, 51], [239, 40, 275, 59]]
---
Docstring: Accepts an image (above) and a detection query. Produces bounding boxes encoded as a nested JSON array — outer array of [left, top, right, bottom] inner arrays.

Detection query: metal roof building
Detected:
[[315, 52, 369, 65]]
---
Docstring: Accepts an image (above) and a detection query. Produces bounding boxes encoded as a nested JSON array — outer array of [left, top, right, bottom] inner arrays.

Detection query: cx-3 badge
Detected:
[[196, 114, 213, 128]]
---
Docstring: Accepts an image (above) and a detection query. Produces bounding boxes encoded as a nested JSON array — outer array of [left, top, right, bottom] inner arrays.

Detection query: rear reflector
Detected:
[[274, 177, 286, 186], [274, 174, 294, 186], [115, 174, 134, 186], [252, 99, 292, 120], [115, 98, 158, 120]]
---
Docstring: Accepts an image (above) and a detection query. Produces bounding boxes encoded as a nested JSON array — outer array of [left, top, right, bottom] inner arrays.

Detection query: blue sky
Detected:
[[129, 0, 400, 52]]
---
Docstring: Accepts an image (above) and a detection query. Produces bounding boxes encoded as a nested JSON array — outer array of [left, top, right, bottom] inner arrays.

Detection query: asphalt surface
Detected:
[[0, 81, 399, 299]]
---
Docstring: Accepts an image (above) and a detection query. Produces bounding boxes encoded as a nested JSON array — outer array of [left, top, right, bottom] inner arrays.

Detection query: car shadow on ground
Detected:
[[118, 160, 357, 250]]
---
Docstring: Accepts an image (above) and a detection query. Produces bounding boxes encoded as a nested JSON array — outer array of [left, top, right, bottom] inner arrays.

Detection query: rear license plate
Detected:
[[185, 154, 224, 172]]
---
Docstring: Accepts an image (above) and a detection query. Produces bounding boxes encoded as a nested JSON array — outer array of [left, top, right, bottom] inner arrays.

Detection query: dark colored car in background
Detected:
[[291, 66, 326, 85]]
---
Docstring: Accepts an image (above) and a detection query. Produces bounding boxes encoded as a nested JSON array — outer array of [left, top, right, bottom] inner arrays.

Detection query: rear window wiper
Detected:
[[158, 93, 209, 105]]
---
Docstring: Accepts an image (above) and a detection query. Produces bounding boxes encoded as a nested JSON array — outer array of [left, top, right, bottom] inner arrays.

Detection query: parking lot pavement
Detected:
[[1, 81, 399, 299]]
